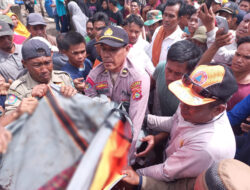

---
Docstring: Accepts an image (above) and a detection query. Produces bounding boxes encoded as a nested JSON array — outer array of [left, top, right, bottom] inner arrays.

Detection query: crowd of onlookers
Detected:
[[0, 0, 250, 189]]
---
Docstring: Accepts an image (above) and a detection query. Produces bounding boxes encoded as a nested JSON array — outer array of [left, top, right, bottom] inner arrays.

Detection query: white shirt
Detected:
[[146, 26, 184, 64], [137, 107, 236, 181], [207, 27, 237, 65], [128, 37, 155, 76]]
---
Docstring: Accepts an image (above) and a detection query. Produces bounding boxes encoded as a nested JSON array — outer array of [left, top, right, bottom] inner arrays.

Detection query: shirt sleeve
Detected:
[[147, 114, 173, 132], [206, 28, 236, 64], [84, 71, 98, 97], [227, 95, 250, 126], [128, 74, 150, 143], [4, 89, 22, 115], [137, 144, 213, 181]]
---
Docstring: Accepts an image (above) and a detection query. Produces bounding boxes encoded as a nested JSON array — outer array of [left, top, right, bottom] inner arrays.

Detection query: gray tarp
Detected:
[[0, 85, 120, 190]]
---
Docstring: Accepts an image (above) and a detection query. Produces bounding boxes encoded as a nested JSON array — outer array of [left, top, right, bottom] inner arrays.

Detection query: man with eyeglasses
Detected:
[[4, 38, 77, 115], [84, 25, 150, 163], [122, 64, 238, 189], [61, 31, 92, 93], [86, 12, 109, 63]]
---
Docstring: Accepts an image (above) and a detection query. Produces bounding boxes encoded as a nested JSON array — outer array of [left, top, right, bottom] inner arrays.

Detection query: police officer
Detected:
[[84, 25, 150, 162], [5, 38, 77, 114]]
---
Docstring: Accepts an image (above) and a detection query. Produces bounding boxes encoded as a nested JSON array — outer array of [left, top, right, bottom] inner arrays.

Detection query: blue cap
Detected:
[[22, 39, 51, 60]]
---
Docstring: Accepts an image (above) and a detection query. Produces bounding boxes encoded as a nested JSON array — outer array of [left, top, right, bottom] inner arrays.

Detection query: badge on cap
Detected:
[[104, 28, 113, 36], [192, 71, 207, 85], [7, 94, 18, 105]]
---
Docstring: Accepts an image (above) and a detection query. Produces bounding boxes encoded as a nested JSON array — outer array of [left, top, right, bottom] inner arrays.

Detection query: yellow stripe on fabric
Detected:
[[99, 36, 124, 42]]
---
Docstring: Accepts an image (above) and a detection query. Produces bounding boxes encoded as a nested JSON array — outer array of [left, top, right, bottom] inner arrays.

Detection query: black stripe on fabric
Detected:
[[46, 88, 88, 152]]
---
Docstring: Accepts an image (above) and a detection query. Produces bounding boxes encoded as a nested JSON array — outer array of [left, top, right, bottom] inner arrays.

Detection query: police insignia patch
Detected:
[[131, 81, 142, 100], [84, 77, 95, 90], [96, 81, 108, 90], [7, 94, 18, 105]]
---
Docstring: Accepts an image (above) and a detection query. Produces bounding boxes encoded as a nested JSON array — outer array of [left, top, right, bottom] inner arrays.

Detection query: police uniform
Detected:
[[5, 71, 73, 114], [84, 58, 150, 161]]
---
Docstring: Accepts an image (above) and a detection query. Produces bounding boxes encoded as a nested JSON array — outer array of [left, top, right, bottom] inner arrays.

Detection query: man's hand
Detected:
[[198, 4, 215, 32], [73, 78, 85, 93], [241, 116, 250, 133], [16, 97, 39, 116], [213, 28, 234, 48], [136, 135, 155, 157], [0, 79, 12, 95], [0, 127, 11, 154], [122, 166, 140, 186], [31, 84, 49, 98], [60, 86, 77, 97]]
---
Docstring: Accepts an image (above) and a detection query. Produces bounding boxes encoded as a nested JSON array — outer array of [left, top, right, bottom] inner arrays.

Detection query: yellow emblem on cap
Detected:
[[104, 28, 113, 36]]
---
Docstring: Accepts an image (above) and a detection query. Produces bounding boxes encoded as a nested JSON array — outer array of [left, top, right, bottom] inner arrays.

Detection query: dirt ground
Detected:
[[17, 0, 58, 37]]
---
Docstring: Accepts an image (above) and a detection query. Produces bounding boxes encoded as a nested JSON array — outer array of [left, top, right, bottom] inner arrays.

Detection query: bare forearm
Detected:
[[0, 110, 20, 127], [198, 44, 219, 65]]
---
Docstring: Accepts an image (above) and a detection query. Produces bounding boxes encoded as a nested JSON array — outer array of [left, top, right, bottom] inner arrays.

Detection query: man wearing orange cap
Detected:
[[122, 64, 238, 189]]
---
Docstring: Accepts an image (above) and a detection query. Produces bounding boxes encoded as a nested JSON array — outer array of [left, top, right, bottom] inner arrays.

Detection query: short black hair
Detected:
[[87, 17, 94, 25], [63, 31, 86, 51], [56, 33, 66, 51], [163, 0, 185, 17], [126, 14, 144, 28], [179, 3, 196, 17], [92, 12, 109, 26], [167, 40, 202, 72], [109, 0, 118, 6], [240, 0, 250, 4], [131, 0, 140, 6], [237, 36, 250, 47]]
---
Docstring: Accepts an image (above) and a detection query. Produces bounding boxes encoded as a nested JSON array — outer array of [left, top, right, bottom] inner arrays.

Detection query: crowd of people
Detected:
[[0, 0, 250, 189]]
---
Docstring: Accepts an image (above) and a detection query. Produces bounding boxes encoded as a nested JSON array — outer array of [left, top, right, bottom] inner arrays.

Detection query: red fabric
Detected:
[[227, 83, 250, 111], [38, 161, 79, 190]]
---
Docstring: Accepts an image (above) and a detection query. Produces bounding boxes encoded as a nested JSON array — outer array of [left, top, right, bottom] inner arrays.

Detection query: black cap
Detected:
[[0, 20, 13, 37], [216, 2, 239, 17], [22, 39, 51, 60], [95, 25, 129, 48]]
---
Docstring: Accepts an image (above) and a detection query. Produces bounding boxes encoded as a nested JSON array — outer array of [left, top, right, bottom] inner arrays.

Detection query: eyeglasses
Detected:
[[182, 74, 220, 100]]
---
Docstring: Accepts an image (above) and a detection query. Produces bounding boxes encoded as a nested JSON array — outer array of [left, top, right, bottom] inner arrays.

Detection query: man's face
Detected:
[[86, 22, 94, 39], [219, 12, 235, 29], [239, 1, 250, 12], [94, 21, 106, 39], [180, 102, 216, 124], [211, 2, 222, 13], [131, 2, 139, 14], [100, 44, 130, 73], [165, 60, 188, 85], [162, 4, 180, 31], [0, 35, 13, 53], [148, 21, 161, 36], [236, 17, 250, 39], [179, 15, 190, 28], [23, 56, 53, 84], [64, 43, 86, 67], [126, 22, 142, 45], [28, 24, 46, 38], [188, 13, 198, 35], [231, 42, 250, 74]]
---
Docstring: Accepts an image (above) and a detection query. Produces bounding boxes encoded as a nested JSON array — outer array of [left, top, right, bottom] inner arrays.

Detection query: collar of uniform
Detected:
[[26, 72, 41, 90], [165, 26, 183, 40], [26, 71, 60, 90]]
